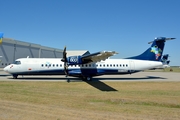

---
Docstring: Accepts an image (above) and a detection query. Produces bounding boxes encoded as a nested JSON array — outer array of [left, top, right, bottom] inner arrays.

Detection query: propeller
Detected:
[[61, 46, 69, 78]]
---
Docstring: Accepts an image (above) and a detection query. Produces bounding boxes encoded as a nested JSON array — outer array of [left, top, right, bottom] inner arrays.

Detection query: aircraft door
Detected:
[[129, 60, 135, 73]]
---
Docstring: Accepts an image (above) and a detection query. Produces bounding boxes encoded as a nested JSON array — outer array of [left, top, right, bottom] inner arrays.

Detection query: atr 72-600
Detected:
[[4, 37, 175, 80]]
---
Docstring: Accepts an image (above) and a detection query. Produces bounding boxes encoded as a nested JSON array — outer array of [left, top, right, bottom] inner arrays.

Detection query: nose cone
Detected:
[[3, 66, 7, 71], [3, 65, 9, 73]]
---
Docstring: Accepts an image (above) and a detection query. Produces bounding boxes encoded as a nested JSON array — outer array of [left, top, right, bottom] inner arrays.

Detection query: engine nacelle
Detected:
[[67, 56, 83, 65]]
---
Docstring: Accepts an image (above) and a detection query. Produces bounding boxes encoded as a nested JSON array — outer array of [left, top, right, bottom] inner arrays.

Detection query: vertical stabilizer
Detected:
[[126, 37, 175, 61]]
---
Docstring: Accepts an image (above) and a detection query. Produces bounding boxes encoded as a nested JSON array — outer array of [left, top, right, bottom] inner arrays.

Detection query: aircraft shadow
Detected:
[[86, 76, 166, 91], [7, 75, 166, 81], [6, 75, 166, 92], [8, 77, 80, 80], [85, 80, 118, 91], [7, 77, 118, 91], [93, 76, 166, 81], [0, 74, 11, 77]]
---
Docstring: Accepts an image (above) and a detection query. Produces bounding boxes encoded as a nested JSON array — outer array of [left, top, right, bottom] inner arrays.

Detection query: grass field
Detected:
[[164, 67, 180, 72], [0, 81, 180, 120], [146, 66, 180, 73]]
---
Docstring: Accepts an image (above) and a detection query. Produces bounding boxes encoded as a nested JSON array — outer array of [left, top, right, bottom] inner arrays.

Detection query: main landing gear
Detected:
[[82, 76, 92, 81]]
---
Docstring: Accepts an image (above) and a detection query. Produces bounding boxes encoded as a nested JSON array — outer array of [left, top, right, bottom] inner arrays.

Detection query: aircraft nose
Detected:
[[3, 66, 7, 71], [3, 66, 9, 72]]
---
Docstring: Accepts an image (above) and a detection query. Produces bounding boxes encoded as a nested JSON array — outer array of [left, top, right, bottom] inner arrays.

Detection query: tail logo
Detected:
[[0, 32, 3, 45], [151, 45, 162, 60], [0, 38, 2, 44]]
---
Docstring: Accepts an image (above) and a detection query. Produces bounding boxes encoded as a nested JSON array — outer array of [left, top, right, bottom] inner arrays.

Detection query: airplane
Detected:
[[3, 37, 175, 81], [0, 32, 3, 62], [161, 54, 170, 68], [149, 54, 170, 70], [157, 54, 171, 69]]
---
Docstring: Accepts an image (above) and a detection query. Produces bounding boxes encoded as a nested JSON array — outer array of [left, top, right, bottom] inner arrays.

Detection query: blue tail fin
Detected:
[[126, 37, 175, 61]]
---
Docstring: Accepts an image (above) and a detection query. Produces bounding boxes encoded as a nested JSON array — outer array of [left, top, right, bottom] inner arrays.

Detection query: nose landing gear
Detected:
[[13, 74, 18, 79]]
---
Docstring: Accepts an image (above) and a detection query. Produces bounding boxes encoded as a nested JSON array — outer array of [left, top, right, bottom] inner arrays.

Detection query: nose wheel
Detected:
[[13, 74, 18, 79]]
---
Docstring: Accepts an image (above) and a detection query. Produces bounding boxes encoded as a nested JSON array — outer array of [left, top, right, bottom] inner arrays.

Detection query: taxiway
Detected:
[[0, 69, 180, 82]]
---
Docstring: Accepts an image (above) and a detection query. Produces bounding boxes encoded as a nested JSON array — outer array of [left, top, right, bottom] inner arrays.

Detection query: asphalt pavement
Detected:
[[0, 68, 179, 82]]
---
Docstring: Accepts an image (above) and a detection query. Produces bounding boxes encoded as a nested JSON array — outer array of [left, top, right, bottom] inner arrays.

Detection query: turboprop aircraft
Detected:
[[3, 37, 175, 80]]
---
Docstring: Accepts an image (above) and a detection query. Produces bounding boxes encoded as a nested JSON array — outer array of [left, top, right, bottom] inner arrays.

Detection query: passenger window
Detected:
[[41, 64, 44, 67], [100, 64, 102, 67], [120, 64, 121, 67], [89, 64, 91, 67], [116, 64, 118, 67], [103, 64, 105, 67], [110, 64, 112, 67], [126, 64, 128, 67], [60, 64, 62, 67], [53, 64, 55, 67], [113, 64, 115, 67], [123, 64, 125, 67], [56, 64, 58, 67], [107, 64, 109, 67]]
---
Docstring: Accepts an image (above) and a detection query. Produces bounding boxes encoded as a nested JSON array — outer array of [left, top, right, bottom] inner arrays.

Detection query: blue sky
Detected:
[[0, 0, 180, 65]]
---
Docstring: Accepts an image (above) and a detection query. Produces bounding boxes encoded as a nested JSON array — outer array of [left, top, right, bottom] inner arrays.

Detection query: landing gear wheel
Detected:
[[86, 77, 92, 81], [13, 75, 18, 79], [81, 76, 92, 81]]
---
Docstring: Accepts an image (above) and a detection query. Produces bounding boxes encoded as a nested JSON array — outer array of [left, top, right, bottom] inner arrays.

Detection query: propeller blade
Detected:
[[61, 46, 67, 62], [61, 46, 69, 81]]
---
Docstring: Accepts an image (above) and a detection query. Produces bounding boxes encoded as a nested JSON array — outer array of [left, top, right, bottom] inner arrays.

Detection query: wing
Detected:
[[81, 51, 118, 63]]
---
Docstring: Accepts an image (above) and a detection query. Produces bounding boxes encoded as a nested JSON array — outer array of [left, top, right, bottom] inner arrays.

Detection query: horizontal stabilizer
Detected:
[[148, 37, 176, 44]]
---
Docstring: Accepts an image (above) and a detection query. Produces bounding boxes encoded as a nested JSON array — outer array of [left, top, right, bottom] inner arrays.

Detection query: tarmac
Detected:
[[0, 68, 180, 82]]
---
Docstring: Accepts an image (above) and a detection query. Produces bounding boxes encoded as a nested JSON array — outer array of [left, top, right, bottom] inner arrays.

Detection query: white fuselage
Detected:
[[4, 58, 162, 77]]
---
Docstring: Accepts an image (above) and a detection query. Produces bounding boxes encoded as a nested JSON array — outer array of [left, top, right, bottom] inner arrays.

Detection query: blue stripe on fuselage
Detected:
[[13, 68, 139, 77]]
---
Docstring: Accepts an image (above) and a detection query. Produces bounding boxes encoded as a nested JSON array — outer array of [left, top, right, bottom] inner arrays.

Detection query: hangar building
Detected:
[[0, 37, 88, 68]]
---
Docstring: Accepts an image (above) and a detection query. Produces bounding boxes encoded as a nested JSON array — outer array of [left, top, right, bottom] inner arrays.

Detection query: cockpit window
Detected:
[[14, 61, 21, 65]]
